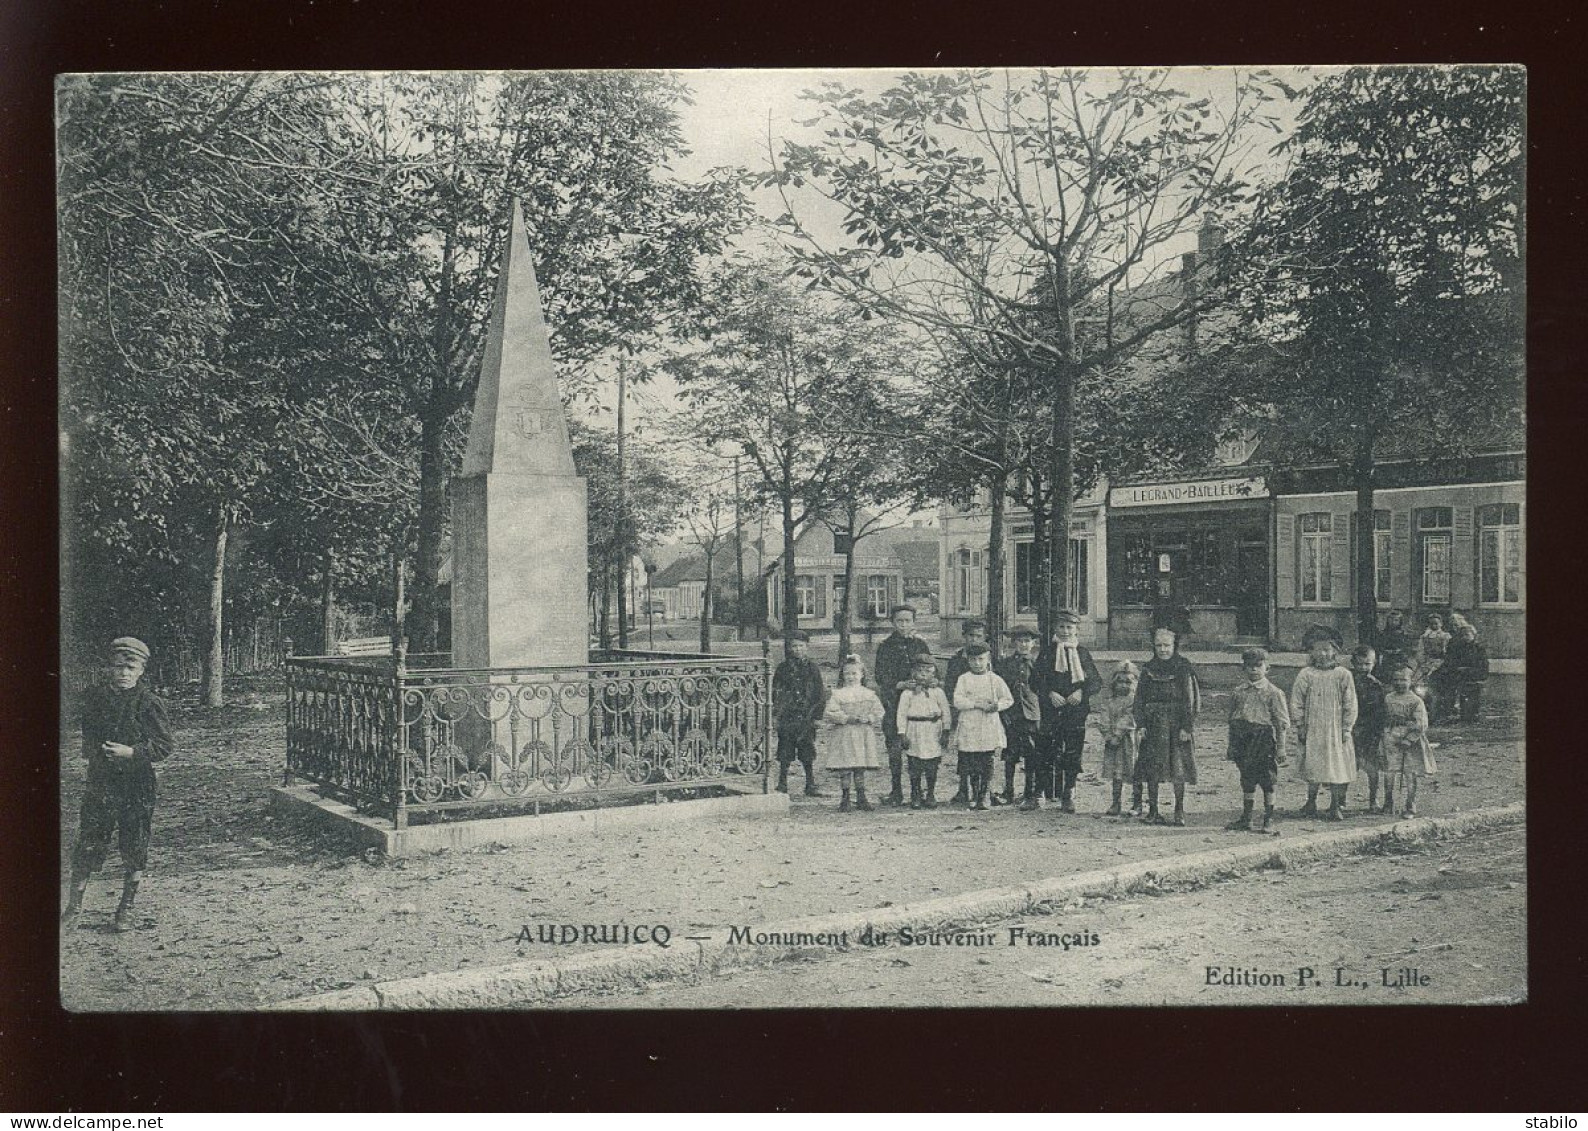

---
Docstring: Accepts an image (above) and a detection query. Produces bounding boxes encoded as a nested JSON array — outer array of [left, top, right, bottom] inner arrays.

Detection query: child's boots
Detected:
[[908, 770, 924, 810], [1254, 804, 1275, 834], [112, 870, 141, 933], [923, 766, 939, 809], [839, 787, 852, 813], [992, 763, 1016, 807], [776, 764, 790, 793], [855, 780, 876, 812], [883, 767, 905, 807], [1225, 800, 1254, 831], [1105, 781, 1124, 817], [802, 762, 824, 797], [61, 868, 90, 925]]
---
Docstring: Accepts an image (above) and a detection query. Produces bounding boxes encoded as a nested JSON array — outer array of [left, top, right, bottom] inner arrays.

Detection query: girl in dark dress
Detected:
[[1132, 628, 1201, 826]]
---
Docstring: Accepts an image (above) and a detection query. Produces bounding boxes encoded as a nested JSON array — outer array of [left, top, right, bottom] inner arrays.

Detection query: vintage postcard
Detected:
[[57, 66, 1524, 1010]]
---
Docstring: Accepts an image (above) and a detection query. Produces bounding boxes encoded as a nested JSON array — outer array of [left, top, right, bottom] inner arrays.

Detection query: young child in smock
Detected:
[[823, 654, 886, 813], [896, 654, 951, 809], [1290, 635, 1359, 821], [1097, 661, 1141, 817], [951, 643, 1014, 811], [1384, 662, 1436, 817]]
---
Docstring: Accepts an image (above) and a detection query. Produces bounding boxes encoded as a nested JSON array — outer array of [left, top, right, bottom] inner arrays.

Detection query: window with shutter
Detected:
[[1298, 513, 1332, 605]]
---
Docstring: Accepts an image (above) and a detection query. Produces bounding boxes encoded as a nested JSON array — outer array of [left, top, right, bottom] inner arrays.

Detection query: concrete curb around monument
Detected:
[[273, 801, 1524, 1011]]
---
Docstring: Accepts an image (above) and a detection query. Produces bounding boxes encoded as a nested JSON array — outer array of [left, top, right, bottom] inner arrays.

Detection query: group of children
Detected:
[[773, 609, 1443, 830]]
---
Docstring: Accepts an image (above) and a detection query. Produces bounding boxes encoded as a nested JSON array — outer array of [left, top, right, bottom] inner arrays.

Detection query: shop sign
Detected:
[[1110, 476, 1268, 508]]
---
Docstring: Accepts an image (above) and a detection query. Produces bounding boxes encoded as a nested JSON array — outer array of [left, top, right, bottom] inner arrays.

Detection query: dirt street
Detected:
[[58, 675, 1523, 1011], [555, 824, 1527, 1008]]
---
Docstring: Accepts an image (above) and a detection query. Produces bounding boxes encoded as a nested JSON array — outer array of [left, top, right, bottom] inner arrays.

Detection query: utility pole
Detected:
[[615, 358, 629, 649], [734, 454, 746, 641]]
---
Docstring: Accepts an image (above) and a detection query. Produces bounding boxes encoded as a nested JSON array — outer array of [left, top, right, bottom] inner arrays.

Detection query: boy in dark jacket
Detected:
[[773, 631, 828, 796], [995, 628, 1041, 807], [1350, 644, 1390, 814], [63, 637, 174, 931], [1032, 609, 1102, 812]]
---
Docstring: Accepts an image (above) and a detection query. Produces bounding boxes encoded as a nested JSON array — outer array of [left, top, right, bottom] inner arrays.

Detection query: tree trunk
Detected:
[[734, 456, 746, 642], [616, 361, 629, 649], [200, 504, 229, 708], [1029, 470, 1053, 643], [986, 469, 1008, 657], [320, 546, 336, 655], [1048, 258, 1078, 629], [1354, 435, 1379, 646], [410, 406, 448, 654], [391, 535, 406, 657], [837, 515, 857, 664], [598, 564, 613, 651], [700, 549, 715, 653], [781, 485, 799, 660]]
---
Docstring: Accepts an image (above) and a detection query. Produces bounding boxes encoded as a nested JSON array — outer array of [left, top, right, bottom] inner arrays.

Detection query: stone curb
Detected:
[[272, 802, 1523, 1011]]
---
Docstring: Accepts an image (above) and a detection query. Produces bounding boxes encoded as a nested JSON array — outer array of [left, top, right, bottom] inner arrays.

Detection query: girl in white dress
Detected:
[[823, 655, 885, 812], [1290, 636, 1359, 821]]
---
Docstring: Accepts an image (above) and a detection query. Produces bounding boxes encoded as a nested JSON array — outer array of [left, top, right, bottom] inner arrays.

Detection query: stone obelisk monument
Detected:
[[451, 201, 588, 669]]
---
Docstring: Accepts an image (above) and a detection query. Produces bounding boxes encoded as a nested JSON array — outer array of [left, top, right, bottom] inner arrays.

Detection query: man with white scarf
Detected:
[[1031, 609, 1102, 813]]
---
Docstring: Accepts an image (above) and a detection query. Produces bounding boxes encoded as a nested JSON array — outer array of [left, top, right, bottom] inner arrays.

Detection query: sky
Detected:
[[600, 66, 1316, 491]]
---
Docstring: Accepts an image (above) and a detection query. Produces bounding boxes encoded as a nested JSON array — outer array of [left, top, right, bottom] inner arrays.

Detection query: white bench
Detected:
[[336, 636, 395, 657]]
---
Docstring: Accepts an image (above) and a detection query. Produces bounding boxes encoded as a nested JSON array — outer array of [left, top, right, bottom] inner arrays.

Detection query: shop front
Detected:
[[1105, 475, 1272, 649]]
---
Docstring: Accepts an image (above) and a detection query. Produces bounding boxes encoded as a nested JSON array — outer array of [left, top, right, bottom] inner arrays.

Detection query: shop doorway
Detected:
[[1234, 537, 1269, 638]]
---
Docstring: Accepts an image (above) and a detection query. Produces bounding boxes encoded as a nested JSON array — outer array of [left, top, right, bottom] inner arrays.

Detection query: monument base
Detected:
[[269, 782, 788, 857]]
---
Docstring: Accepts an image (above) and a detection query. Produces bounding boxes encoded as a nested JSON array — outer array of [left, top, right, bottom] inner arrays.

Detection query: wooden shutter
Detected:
[[1330, 509, 1352, 607], [1391, 509, 1411, 609], [887, 574, 899, 611], [1276, 512, 1296, 610], [1450, 505, 1475, 610], [815, 576, 828, 620]]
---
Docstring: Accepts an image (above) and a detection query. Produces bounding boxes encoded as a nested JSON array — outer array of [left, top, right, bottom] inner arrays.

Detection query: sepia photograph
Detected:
[[55, 65, 1526, 1012]]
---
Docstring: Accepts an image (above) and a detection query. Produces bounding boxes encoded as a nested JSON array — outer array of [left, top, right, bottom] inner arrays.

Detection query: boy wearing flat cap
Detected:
[[62, 637, 174, 932], [772, 630, 827, 796]]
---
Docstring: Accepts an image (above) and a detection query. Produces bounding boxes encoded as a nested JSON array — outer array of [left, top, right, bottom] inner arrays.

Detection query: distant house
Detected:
[[648, 536, 763, 624], [764, 518, 919, 634]]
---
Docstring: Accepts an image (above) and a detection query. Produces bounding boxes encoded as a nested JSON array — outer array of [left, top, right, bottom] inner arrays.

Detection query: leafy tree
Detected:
[[57, 74, 304, 702], [665, 259, 908, 657], [253, 72, 748, 652], [571, 419, 685, 649], [1223, 65, 1525, 641], [762, 67, 1286, 627]]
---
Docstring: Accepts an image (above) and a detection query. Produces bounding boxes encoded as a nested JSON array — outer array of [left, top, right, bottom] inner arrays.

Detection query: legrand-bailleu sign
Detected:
[[1110, 477, 1268, 508]]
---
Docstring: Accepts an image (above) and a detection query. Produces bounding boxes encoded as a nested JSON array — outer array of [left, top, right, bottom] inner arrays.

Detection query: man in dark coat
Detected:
[[772, 630, 827, 796], [1032, 609, 1102, 812], [63, 637, 174, 932], [996, 628, 1042, 808], [873, 605, 934, 806]]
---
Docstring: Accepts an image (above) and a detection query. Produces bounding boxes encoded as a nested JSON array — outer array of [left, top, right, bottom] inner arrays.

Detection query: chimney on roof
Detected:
[[1198, 214, 1225, 259]]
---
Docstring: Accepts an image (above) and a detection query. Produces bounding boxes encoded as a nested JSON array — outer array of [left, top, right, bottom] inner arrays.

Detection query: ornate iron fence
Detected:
[[285, 649, 771, 826]]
